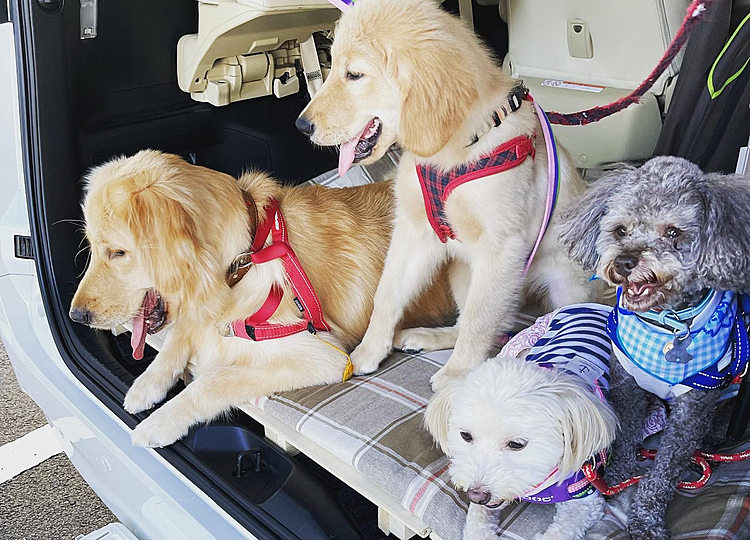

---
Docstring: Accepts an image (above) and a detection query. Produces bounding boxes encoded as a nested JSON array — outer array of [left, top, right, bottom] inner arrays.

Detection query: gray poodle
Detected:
[[557, 156, 750, 540]]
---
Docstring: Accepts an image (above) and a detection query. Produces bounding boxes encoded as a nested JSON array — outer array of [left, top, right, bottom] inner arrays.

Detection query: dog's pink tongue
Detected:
[[631, 282, 652, 295], [338, 139, 357, 177], [131, 291, 157, 361], [131, 311, 148, 361], [338, 122, 371, 177]]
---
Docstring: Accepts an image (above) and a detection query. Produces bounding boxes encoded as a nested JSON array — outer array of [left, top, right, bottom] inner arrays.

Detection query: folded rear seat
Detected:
[[134, 321, 750, 540], [501, 0, 690, 168]]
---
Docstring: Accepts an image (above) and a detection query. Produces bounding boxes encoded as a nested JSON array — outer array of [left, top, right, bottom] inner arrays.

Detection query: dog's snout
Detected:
[[295, 115, 315, 137], [467, 488, 491, 505], [69, 306, 93, 325], [614, 253, 639, 278]]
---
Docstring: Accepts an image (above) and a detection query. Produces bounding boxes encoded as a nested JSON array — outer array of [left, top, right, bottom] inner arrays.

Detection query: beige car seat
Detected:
[[177, 0, 339, 106], [500, 0, 690, 168]]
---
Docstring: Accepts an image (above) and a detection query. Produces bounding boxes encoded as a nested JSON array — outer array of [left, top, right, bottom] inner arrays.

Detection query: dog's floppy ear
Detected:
[[696, 173, 750, 292], [396, 47, 478, 157], [424, 378, 464, 454], [557, 170, 626, 271], [552, 379, 619, 482], [126, 180, 227, 318]]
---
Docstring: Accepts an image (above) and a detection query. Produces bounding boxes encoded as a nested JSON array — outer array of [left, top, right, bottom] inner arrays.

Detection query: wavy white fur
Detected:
[[437, 356, 618, 540]]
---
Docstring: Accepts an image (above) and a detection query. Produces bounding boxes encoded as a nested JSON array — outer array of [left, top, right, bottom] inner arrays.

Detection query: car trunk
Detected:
[[11, 0, 509, 538], [10, 0, 398, 538]]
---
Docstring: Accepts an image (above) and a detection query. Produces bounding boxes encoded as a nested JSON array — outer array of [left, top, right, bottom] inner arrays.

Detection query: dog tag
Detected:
[[664, 333, 693, 364]]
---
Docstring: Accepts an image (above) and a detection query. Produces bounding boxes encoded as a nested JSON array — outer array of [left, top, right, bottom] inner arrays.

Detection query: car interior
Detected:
[[10, 0, 750, 538]]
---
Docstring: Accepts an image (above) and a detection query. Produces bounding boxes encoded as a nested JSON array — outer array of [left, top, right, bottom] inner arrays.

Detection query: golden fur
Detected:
[[70, 150, 454, 447], [299, 0, 603, 392]]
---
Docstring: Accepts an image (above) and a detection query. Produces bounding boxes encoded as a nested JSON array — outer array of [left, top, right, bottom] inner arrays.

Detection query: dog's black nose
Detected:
[[614, 254, 639, 278], [295, 115, 315, 137], [69, 306, 92, 325], [467, 488, 491, 505]]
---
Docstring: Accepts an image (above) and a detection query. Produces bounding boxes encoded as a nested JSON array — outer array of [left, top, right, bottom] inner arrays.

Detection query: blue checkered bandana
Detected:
[[607, 289, 749, 391]]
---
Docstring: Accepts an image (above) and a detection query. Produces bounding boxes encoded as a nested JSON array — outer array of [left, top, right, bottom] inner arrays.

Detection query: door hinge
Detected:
[[14, 235, 34, 260]]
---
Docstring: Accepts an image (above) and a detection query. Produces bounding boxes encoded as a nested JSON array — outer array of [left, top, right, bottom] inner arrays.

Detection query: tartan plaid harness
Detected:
[[607, 288, 750, 401], [416, 86, 536, 243]]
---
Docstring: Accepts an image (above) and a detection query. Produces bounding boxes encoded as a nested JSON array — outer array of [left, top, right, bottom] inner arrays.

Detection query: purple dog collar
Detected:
[[520, 449, 607, 504]]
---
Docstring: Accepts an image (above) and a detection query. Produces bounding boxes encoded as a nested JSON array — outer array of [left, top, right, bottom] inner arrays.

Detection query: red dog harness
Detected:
[[416, 135, 536, 242], [415, 86, 536, 243], [226, 198, 331, 341]]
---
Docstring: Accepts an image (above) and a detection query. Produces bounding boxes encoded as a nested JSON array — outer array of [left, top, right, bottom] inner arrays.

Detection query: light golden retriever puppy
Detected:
[[297, 0, 600, 390], [70, 150, 454, 447]]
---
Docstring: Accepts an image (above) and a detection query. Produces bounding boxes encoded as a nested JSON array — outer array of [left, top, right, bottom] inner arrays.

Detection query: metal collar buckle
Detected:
[[226, 252, 254, 287]]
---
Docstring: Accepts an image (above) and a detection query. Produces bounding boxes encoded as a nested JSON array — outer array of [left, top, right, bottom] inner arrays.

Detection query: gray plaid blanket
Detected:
[[252, 350, 750, 540]]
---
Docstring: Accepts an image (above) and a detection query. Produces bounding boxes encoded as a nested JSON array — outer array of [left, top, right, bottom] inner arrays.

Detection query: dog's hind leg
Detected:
[[124, 328, 192, 414], [533, 494, 605, 540], [463, 503, 500, 540], [393, 326, 459, 353], [351, 223, 445, 375], [605, 359, 649, 485], [627, 389, 721, 540]]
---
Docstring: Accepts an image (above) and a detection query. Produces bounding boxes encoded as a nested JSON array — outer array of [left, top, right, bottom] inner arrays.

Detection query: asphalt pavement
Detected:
[[0, 338, 116, 540]]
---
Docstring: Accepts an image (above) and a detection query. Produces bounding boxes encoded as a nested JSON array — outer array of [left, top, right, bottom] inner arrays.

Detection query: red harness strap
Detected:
[[230, 199, 331, 341], [416, 135, 536, 242]]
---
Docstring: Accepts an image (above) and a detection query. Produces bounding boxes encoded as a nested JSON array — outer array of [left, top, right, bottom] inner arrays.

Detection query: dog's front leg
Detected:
[[431, 242, 524, 391], [628, 390, 720, 540], [605, 359, 649, 485], [351, 222, 445, 375], [124, 327, 191, 414], [463, 503, 500, 540]]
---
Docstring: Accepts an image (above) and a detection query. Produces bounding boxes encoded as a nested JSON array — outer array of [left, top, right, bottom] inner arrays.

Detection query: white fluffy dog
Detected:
[[431, 306, 619, 540]]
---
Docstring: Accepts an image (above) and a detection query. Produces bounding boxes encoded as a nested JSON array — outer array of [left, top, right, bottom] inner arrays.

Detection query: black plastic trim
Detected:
[[9, 1, 309, 538], [14, 234, 34, 259]]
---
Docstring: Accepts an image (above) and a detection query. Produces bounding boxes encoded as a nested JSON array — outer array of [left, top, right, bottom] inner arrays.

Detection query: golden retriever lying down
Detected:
[[69, 150, 455, 447], [298, 0, 602, 392]]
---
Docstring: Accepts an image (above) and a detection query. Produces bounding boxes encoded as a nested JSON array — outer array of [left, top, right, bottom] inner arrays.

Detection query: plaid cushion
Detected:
[[416, 135, 534, 243], [249, 350, 750, 540]]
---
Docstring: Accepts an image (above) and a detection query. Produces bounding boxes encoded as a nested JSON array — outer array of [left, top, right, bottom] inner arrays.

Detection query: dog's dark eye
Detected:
[[507, 439, 527, 451], [346, 71, 363, 81], [664, 227, 681, 239], [109, 249, 126, 259], [460, 431, 473, 443], [614, 226, 628, 238]]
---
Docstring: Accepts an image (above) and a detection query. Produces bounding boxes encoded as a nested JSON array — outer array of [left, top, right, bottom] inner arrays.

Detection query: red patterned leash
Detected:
[[582, 446, 750, 496], [546, 0, 718, 126]]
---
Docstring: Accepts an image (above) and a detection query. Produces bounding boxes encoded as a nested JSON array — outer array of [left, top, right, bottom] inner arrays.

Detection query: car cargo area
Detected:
[[16, 0, 750, 538], [12, 0, 397, 538], [13, 0, 509, 538]]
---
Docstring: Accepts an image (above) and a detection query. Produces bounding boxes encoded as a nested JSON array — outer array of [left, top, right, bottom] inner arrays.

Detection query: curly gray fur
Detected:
[[558, 156, 750, 311], [558, 156, 750, 540]]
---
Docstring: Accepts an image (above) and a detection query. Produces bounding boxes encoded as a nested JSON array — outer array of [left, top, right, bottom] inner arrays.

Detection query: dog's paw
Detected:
[[627, 518, 669, 540], [131, 408, 189, 448], [124, 371, 173, 414], [393, 328, 433, 353], [351, 340, 391, 375], [628, 496, 669, 540], [430, 365, 469, 393]]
